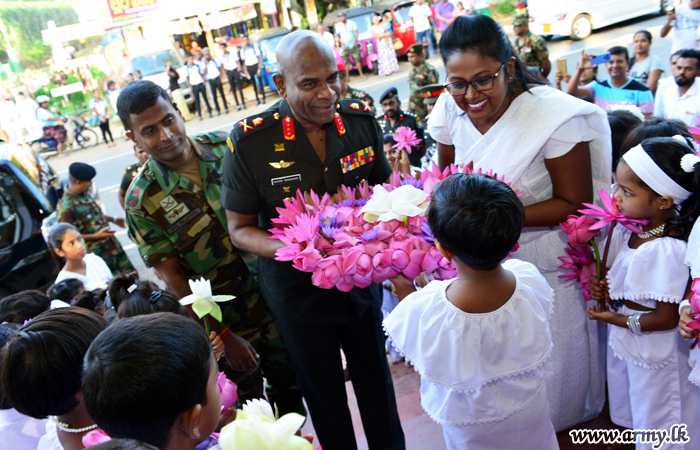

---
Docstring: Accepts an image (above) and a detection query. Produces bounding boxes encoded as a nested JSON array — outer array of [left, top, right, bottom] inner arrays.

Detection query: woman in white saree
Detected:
[[428, 15, 612, 432]]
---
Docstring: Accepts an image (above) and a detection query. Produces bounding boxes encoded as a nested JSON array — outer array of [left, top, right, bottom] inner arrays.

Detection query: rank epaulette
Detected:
[[338, 99, 374, 116], [196, 131, 229, 145], [231, 109, 280, 142], [125, 163, 155, 216]]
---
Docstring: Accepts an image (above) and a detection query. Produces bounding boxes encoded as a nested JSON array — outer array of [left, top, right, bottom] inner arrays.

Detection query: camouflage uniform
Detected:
[[514, 30, 549, 74], [125, 131, 304, 417], [56, 188, 133, 274], [408, 62, 439, 122], [341, 86, 375, 112]]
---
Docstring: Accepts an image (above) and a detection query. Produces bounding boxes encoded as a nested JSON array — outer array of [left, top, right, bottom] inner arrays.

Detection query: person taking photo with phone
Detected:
[[660, 0, 700, 54], [567, 46, 653, 118], [56, 162, 134, 275]]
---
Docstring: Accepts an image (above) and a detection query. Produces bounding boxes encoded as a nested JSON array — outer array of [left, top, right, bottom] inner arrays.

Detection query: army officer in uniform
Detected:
[[222, 31, 405, 450]]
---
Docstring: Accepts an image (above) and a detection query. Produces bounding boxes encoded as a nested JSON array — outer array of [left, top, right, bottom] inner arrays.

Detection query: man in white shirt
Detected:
[[409, 0, 435, 59], [202, 47, 228, 116], [335, 12, 366, 79], [317, 24, 335, 48], [660, 0, 700, 53], [16, 92, 42, 140], [0, 94, 22, 141], [218, 42, 247, 111], [241, 36, 266, 105], [654, 49, 700, 127], [185, 53, 213, 121]]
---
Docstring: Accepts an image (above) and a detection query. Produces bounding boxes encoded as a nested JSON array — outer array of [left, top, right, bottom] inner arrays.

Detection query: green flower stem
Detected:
[[591, 239, 601, 280], [204, 316, 210, 335]]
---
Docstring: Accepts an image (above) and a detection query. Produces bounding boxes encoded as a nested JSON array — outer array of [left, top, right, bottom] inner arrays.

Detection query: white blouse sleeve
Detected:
[[542, 116, 593, 159], [686, 220, 700, 279], [427, 93, 454, 146], [624, 237, 689, 303]]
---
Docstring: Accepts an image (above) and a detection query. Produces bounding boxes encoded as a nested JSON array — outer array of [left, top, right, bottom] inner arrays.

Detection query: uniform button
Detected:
[[148, 171, 154, 176], [144, 255, 149, 261]]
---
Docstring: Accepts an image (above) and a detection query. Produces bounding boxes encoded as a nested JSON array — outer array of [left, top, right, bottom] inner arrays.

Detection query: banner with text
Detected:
[[108, 0, 159, 23]]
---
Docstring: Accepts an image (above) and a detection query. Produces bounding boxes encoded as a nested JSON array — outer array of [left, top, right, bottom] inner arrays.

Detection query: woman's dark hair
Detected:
[[383, 134, 397, 146], [622, 137, 700, 239], [0, 290, 50, 324], [620, 117, 693, 157], [82, 313, 212, 448], [608, 110, 642, 170], [0, 307, 107, 418], [71, 289, 106, 315], [0, 323, 20, 410], [89, 439, 159, 450], [117, 81, 171, 131], [439, 15, 546, 93], [47, 278, 85, 302], [108, 272, 186, 319], [48, 222, 79, 255], [634, 30, 652, 44], [427, 173, 524, 270]]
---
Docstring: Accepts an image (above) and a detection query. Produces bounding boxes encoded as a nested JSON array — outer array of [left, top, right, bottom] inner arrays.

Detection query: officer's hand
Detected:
[[223, 333, 260, 373], [114, 217, 126, 228], [94, 227, 116, 239], [679, 305, 700, 340]]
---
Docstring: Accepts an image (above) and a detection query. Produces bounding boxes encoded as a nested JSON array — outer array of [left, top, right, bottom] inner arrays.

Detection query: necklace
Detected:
[[637, 223, 665, 239], [50, 416, 98, 433]]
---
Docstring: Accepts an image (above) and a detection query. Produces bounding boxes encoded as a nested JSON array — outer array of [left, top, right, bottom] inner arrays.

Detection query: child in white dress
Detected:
[[384, 173, 558, 450], [50, 223, 112, 290], [589, 136, 700, 450]]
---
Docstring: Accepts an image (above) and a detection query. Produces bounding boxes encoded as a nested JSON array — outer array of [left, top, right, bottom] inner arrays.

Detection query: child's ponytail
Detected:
[[107, 272, 185, 319], [675, 147, 700, 237], [107, 271, 140, 311]]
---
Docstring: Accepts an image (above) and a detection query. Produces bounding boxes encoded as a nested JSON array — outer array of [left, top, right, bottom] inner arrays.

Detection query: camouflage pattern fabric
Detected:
[[126, 131, 304, 416], [340, 86, 375, 110], [408, 62, 439, 122], [514, 30, 549, 73], [56, 187, 133, 274]]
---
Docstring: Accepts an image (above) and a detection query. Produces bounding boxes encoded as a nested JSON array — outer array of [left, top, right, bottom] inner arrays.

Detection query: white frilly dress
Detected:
[[605, 227, 699, 450], [685, 221, 700, 450], [428, 85, 612, 431], [383, 259, 559, 450]]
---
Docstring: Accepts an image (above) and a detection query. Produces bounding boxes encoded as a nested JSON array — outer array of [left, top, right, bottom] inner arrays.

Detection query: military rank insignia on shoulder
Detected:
[[339, 99, 373, 115], [196, 131, 229, 145], [231, 110, 279, 142], [125, 165, 153, 213]]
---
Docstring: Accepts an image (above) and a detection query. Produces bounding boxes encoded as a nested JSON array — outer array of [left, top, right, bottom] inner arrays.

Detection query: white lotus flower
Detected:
[[360, 184, 429, 223], [218, 407, 312, 450], [178, 278, 234, 322], [242, 398, 275, 421]]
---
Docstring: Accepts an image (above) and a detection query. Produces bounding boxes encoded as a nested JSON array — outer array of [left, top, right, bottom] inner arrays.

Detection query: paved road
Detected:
[[46, 12, 671, 277]]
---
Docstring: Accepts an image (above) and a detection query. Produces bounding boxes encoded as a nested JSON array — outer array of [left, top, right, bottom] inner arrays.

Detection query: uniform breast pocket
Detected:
[[168, 209, 220, 275], [342, 161, 375, 185]]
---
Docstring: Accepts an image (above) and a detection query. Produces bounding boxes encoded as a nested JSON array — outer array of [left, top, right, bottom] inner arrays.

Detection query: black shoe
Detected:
[[262, 99, 266, 105], [237, 105, 241, 111], [243, 104, 247, 110], [199, 116, 203, 121], [217, 111, 221, 116], [209, 112, 213, 118], [256, 100, 261, 106], [225, 109, 229, 114]]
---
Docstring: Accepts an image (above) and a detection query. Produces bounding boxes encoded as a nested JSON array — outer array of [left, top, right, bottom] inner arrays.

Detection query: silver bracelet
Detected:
[[627, 314, 638, 334], [635, 313, 650, 335]]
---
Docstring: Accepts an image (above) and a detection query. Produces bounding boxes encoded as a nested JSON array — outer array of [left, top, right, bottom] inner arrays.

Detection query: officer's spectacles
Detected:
[[443, 63, 506, 96]]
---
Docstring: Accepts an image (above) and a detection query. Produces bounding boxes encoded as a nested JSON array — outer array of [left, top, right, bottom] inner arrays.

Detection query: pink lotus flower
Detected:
[[687, 278, 700, 329], [560, 215, 601, 248], [217, 372, 238, 412], [83, 430, 110, 447], [312, 256, 343, 289], [392, 126, 423, 154], [578, 189, 649, 233]]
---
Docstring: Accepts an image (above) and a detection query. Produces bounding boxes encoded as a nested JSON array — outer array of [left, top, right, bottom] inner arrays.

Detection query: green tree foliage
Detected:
[[0, 0, 79, 68]]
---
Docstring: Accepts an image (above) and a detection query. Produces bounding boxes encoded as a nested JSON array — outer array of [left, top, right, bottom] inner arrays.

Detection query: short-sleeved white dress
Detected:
[[383, 259, 559, 450]]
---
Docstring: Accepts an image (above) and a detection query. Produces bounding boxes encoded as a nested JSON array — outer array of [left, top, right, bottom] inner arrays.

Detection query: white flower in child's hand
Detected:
[[218, 407, 312, 450], [242, 398, 275, 421], [178, 278, 234, 322]]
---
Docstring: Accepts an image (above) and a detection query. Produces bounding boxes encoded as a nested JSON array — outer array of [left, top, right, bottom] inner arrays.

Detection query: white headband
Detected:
[[622, 144, 692, 205]]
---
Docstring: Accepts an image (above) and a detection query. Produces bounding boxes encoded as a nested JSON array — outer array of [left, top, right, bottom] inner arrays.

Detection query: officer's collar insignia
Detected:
[[238, 119, 253, 133], [350, 103, 360, 110], [274, 143, 285, 152], [399, 114, 404, 121], [283, 115, 295, 141], [360, 100, 372, 112], [269, 160, 295, 169], [226, 137, 234, 153], [252, 117, 264, 126], [274, 113, 280, 120], [334, 112, 346, 136]]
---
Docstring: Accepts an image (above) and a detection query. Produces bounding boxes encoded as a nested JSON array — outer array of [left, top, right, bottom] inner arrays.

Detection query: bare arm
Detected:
[[226, 210, 285, 260], [524, 142, 593, 227], [660, 12, 676, 38], [567, 66, 593, 97], [437, 141, 455, 170], [118, 188, 126, 209], [540, 57, 552, 78], [589, 301, 680, 332], [646, 69, 663, 95]]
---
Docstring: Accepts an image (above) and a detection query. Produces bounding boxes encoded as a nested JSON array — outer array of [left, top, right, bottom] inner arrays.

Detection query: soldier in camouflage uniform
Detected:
[[120, 81, 304, 417], [338, 62, 375, 113], [56, 163, 133, 274], [378, 87, 426, 167], [513, 13, 551, 77], [406, 43, 439, 122]]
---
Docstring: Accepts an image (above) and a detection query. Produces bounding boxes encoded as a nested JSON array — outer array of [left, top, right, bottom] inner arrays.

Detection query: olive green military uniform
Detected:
[[379, 109, 424, 167], [56, 188, 133, 274], [221, 99, 404, 450], [125, 131, 303, 417], [514, 30, 549, 74], [408, 62, 439, 122], [340, 86, 375, 110]]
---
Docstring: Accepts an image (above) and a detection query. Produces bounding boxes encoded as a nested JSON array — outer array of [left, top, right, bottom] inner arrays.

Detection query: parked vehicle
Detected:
[[528, 0, 675, 40], [323, 7, 380, 75], [130, 39, 194, 107], [249, 27, 293, 91], [30, 115, 98, 157], [0, 141, 62, 297]]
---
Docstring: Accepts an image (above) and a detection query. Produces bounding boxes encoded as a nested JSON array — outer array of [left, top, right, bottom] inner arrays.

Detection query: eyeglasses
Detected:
[[443, 63, 506, 96]]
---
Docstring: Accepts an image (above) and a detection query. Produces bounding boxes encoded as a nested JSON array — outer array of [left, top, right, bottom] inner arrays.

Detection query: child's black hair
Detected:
[[608, 109, 642, 170], [619, 117, 693, 157], [0, 307, 107, 418], [626, 137, 700, 239], [0, 290, 50, 324], [427, 173, 524, 270], [0, 323, 20, 410], [71, 289, 107, 315], [46, 278, 85, 302], [82, 313, 212, 448], [383, 134, 397, 146], [88, 439, 159, 450], [107, 272, 187, 319]]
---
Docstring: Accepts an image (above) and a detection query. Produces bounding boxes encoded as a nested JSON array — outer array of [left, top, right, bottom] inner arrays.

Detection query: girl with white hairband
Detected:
[[587, 135, 700, 450]]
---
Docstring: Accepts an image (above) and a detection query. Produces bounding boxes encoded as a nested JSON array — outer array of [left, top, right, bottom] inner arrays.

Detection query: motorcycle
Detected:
[[30, 115, 98, 157]]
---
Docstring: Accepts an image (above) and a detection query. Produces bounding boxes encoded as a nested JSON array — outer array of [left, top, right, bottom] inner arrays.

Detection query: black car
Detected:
[[0, 141, 62, 297]]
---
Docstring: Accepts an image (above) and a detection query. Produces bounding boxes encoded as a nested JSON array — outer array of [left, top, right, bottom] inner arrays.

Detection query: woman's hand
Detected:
[[679, 305, 700, 340]]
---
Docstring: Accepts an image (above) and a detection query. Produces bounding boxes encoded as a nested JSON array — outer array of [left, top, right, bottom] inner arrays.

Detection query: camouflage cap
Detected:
[[513, 12, 529, 26], [406, 43, 423, 55], [419, 83, 445, 105]]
